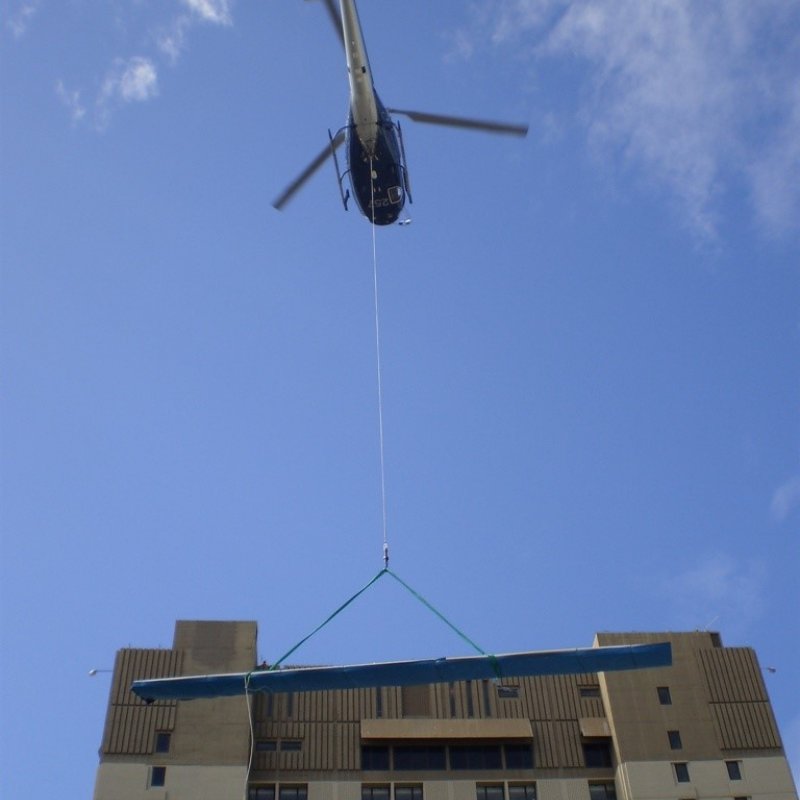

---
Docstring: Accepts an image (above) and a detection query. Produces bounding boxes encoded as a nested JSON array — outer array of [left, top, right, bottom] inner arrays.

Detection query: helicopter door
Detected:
[[388, 185, 403, 204]]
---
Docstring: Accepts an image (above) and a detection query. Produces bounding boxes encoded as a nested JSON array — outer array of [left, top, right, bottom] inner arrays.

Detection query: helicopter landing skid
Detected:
[[329, 127, 351, 211]]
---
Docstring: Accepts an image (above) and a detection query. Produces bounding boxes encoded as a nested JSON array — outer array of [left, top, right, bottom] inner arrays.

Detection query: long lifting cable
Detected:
[[369, 156, 390, 568]]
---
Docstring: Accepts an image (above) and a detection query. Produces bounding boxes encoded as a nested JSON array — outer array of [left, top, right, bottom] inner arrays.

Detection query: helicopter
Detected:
[[273, 0, 529, 225]]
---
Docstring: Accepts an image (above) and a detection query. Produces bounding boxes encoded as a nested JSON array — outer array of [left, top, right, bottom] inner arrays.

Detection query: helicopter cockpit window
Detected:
[[388, 186, 403, 204]]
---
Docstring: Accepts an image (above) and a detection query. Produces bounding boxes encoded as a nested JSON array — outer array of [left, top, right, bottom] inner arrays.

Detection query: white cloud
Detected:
[[55, 80, 86, 124], [7, 1, 39, 39], [456, 0, 800, 241], [668, 554, 767, 636], [771, 474, 800, 523], [181, 0, 233, 26], [94, 56, 158, 128], [156, 16, 191, 64]]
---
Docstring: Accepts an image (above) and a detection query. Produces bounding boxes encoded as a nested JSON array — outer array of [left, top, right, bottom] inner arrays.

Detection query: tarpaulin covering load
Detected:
[[131, 642, 671, 702]]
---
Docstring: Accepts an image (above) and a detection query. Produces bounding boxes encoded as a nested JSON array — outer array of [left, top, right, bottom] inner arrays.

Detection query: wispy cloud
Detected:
[[53, 1, 234, 129], [95, 56, 159, 128], [181, 0, 233, 27], [666, 554, 767, 636], [7, 0, 40, 39], [6, 0, 40, 39], [454, 0, 800, 241], [55, 80, 86, 124], [771, 474, 800, 523]]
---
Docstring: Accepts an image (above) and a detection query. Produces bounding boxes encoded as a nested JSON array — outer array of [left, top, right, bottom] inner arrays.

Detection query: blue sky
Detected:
[[1, 0, 798, 795]]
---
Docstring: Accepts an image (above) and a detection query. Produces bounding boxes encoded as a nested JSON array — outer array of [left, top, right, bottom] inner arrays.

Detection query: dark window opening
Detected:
[[466, 681, 475, 718], [726, 761, 742, 780], [583, 740, 613, 768], [150, 766, 166, 788], [674, 763, 690, 783], [394, 745, 446, 771], [154, 732, 171, 753], [588, 783, 617, 800], [497, 685, 519, 699], [476, 785, 504, 800], [249, 787, 275, 800], [505, 744, 534, 769], [668, 730, 682, 750], [279, 786, 307, 800], [362, 786, 390, 800], [395, 786, 423, 800], [280, 740, 302, 752], [256, 739, 277, 752], [362, 746, 390, 771], [375, 688, 383, 719], [450, 744, 503, 770], [508, 785, 536, 800], [580, 686, 601, 699], [449, 683, 457, 718], [657, 686, 672, 705]]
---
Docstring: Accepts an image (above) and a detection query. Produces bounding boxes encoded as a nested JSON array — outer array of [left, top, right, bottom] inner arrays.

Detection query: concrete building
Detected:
[[93, 622, 797, 800]]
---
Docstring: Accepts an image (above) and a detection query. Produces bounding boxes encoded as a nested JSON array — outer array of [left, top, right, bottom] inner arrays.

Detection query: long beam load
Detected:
[[131, 642, 671, 703]]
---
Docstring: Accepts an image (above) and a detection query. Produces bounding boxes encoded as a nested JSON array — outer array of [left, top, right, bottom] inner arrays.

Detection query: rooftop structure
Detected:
[[93, 621, 797, 800]]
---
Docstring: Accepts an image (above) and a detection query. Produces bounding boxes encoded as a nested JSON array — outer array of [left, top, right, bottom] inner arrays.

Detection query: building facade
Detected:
[[93, 622, 797, 800]]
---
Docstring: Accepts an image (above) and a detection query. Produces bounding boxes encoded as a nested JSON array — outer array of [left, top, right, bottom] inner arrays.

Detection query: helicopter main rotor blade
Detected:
[[273, 130, 346, 211], [387, 108, 528, 137], [307, 0, 344, 47]]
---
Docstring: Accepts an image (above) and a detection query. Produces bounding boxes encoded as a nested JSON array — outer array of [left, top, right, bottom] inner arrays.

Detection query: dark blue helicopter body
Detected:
[[344, 96, 409, 226]]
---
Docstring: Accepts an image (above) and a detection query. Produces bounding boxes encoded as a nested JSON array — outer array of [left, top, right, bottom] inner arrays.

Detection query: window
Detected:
[[657, 686, 672, 705], [476, 785, 504, 800], [279, 786, 307, 800], [395, 785, 423, 800], [508, 784, 536, 800], [150, 766, 166, 788], [394, 745, 446, 771], [668, 730, 682, 750], [726, 761, 742, 780], [256, 740, 278, 752], [280, 740, 302, 752], [375, 687, 383, 719], [362, 786, 390, 800], [673, 763, 690, 783], [466, 681, 475, 718], [249, 787, 275, 800], [505, 744, 534, 769], [588, 782, 617, 800], [583, 740, 613, 768], [154, 732, 171, 753], [580, 686, 601, 698], [497, 685, 519, 699], [362, 746, 390, 770], [450, 745, 502, 770]]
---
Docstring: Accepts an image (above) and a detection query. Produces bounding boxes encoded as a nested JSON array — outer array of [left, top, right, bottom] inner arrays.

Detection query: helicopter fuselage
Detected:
[[340, 0, 408, 225]]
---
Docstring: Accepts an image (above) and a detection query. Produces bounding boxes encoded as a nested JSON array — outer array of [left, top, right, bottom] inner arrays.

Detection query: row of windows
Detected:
[[362, 744, 535, 771], [249, 782, 612, 800], [256, 739, 303, 752], [673, 760, 743, 783], [248, 786, 307, 800]]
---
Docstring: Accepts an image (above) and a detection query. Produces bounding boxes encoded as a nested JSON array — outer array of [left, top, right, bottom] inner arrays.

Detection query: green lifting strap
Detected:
[[263, 567, 496, 674]]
